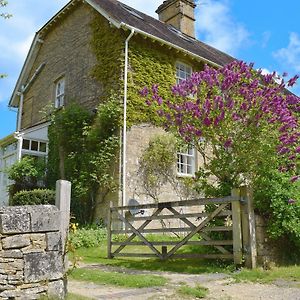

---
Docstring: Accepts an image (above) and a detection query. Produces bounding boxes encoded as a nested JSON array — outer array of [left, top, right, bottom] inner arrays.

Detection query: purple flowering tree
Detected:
[[141, 61, 300, 191]]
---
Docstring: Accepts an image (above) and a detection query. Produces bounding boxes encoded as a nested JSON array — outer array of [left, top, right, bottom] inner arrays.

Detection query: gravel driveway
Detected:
[[68, 264, 300, 299]]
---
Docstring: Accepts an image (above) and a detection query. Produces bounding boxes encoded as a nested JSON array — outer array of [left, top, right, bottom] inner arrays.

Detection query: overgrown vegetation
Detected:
[[134, 134, 196, 202], [69, 268, 168, 288], [47, 100, 120, 224], [69, 226, 107, 249]]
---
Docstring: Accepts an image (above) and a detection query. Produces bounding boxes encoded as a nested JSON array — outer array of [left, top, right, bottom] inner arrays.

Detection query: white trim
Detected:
[[55, 77, 65, 108]]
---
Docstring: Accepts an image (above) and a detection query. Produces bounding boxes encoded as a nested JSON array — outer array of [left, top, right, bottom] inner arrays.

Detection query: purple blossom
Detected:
[[290, 176, 300, 183], [203, 117, 212, 126], [288, 199, 296, 204], [140, 87, 149, 97], [224, 139, 233, 148], [287, 75, 299, 87]]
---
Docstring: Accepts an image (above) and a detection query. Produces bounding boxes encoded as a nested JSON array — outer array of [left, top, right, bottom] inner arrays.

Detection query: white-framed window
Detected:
[[176, 62, 192, 84], [55, 77, 65, 108], [177, 146, 195, 176], [22, 139, 47, 154]]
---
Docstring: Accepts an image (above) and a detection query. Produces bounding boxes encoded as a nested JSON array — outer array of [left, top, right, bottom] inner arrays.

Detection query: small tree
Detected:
[[142, 61, 300, 254], [142, 61, 300, 194], [8, 156, 46, 196]]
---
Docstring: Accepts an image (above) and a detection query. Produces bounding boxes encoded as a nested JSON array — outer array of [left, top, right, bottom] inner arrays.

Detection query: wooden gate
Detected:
[[107, 187, 257, 267]]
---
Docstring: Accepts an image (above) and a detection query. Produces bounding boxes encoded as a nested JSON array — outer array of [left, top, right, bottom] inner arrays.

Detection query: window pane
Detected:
[[39, 142, 47, 153], [22, 139, 30, 150], [31, 141, 38, 151]]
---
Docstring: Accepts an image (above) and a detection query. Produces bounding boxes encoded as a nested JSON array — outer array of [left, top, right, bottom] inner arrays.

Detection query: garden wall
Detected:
[[0, 180, 71, 300]]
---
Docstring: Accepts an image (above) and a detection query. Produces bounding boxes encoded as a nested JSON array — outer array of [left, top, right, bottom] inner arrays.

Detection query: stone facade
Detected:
[[22, 2, 103, 130], [255, 215, 281, 266], [0, 204, 68, 299]]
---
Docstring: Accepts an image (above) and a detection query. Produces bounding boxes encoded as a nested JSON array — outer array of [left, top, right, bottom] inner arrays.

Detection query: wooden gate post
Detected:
[[107, 201, 113, 259], [231, 188, 243, 265], [240, 186, 257, 269]]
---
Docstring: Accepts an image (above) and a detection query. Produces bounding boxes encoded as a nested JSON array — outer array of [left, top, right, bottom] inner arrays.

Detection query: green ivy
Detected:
[[47, 99, 120, 224], [90, 13, 124, 101]]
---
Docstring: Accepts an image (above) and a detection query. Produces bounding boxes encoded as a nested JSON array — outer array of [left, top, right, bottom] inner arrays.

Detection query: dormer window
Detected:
[[176, 62, 192, 84], [55, 77, 65, 108]]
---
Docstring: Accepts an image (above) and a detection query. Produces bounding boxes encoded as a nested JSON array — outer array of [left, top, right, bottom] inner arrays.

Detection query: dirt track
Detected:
[[68, 264, 300, 299]]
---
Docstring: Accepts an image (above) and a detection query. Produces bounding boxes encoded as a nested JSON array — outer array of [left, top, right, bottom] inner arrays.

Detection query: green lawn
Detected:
[[72, 243, 235, 274], [69, 268, 168, 288]]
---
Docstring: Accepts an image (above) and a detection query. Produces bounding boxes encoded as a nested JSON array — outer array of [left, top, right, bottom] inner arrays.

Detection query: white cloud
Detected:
[[261, 31, 271, 49], [195, 0, 250, 56], [273, 32, 300, 72]]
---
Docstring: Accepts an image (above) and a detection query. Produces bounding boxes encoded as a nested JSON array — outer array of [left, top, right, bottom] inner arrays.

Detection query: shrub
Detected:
[[253, 169, 300, 249], [8, 156, 46, 197], [69, 226, 107, 249], [11, 189, 55, 206]]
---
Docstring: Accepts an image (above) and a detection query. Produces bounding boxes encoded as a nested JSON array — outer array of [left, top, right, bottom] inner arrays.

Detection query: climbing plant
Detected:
[[136, 134, 197, 202], [47, 99, 121, 224]]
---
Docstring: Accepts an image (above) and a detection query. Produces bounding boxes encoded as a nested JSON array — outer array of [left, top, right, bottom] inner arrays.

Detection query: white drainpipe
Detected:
[[16, 87, 25, 161], [122, 29, 135, 208]]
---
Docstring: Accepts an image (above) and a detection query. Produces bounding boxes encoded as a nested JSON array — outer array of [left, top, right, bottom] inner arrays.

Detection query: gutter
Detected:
[[122, 28, 135, 209]]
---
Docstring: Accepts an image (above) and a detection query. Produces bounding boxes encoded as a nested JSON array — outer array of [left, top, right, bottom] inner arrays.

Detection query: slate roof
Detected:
[[90, 0, 236, 66], [9, 0, 236, 107]]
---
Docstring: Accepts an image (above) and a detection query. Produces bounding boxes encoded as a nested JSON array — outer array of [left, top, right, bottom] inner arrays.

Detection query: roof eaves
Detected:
[[119, 22, 221, 68]]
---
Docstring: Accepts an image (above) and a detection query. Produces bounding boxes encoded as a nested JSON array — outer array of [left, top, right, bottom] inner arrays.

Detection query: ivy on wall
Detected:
[[46, 13, 205, 224], [90, 13, 125, 101], [47, 100, 120, 224]]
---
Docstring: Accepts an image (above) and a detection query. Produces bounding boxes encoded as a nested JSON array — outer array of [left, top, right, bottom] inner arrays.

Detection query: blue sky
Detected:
[[0, 0, 299, 139]]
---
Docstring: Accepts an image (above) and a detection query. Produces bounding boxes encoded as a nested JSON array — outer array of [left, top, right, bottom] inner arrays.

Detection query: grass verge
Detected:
[[69, 268, 168, 288], [177, 285, 209, 299], [233, 265, 300, 284]]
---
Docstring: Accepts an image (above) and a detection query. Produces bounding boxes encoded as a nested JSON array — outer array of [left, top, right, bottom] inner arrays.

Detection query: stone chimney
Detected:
[[156, 0, 196, 38]]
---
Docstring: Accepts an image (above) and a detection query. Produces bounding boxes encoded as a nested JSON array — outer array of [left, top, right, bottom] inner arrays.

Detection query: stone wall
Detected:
[[0, 180, 70, 300], [255, 215, 281, 266]]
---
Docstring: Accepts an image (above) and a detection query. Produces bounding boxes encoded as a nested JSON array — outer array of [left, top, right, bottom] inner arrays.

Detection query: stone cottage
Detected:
[[1, 0, 235, 218]]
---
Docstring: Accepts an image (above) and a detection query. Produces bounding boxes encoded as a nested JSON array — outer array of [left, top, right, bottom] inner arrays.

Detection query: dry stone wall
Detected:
[[0, 181, 70, 300]]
